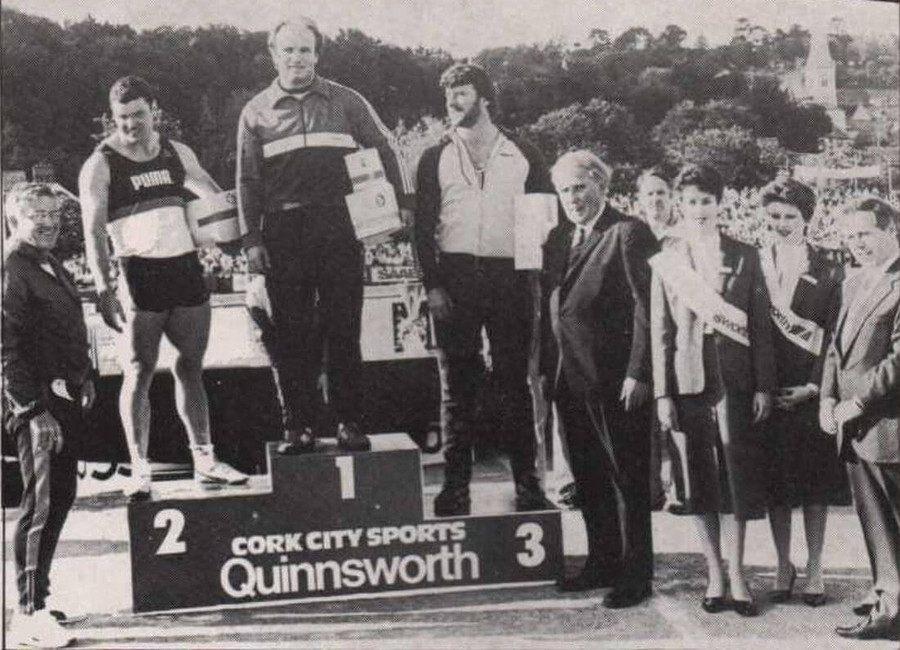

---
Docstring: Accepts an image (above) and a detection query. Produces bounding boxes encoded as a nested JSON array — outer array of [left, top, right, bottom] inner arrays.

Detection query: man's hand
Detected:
[[245, 245, 271, 274], [657, 397, 679, 432], [30, 411, 63, 454], [427, 288, 453, 321], [834, 399, 864, 426], [80, 379, 96, 411], [97, 288, 126, 333], [774, 384, 818, 411], [752, 391, 773, 424], [819, 397, 838, 435], [620, 378, 650, 412]]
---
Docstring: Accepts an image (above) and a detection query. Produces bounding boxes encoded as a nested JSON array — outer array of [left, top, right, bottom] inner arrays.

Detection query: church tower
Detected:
[[805, 27, 838, 108], [803, 23, 847, 131]]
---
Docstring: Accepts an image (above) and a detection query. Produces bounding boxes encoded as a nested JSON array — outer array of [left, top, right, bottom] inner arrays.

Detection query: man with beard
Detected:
[[414, 63, 556, 516]]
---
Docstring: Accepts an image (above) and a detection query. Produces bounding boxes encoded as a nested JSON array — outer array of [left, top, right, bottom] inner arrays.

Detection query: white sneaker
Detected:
[[124, 460, 152, 501], [8, 609, 75, 648], [195, 460, 249, 486]]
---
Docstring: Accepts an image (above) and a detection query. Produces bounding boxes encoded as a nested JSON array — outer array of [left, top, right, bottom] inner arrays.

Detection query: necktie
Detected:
[[572, 226, 586, 248]]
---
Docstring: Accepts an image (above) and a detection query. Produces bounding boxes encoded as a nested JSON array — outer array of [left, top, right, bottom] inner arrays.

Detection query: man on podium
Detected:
[[236, 16, 414, 454], [413, 63, 556, 517], [79, 76, 247, 500]]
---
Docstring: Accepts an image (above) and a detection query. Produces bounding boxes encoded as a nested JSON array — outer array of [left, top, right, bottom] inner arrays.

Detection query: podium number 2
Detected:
[[515, 522, 545, 567], [335, 456, 356, 500], [154, 509, 186, 555]]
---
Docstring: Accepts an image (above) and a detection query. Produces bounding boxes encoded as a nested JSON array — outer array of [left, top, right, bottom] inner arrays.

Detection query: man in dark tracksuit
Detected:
[[414, 63, 556, 516], [3, 183, 95, 648], [237, 16, 414, 453]]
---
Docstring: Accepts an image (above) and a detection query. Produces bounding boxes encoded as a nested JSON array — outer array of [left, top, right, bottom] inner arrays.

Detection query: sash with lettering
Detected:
[[650, 250, 750, 347], [758, 248, 825, 357]]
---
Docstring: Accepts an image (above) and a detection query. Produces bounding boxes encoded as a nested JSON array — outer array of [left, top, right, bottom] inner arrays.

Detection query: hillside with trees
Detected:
[[2, 6, 897, 195]]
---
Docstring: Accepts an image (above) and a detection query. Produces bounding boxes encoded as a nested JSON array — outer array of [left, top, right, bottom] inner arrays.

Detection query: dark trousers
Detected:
[[11, 400, 80, 612], [847, 458, 900, 622], [434, 254, 538, 491], [557, 378, 653, 585], [261, 206, 364, 433]]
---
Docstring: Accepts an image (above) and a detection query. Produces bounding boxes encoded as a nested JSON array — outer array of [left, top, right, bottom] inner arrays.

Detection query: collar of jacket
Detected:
[[266, 75, 332, 108], [8, 239, 53, 264]]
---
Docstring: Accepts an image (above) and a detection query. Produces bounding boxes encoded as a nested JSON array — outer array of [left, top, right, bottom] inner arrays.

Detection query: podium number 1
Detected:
[[335, 456, 356, 499], [154, 509, 186, 555]]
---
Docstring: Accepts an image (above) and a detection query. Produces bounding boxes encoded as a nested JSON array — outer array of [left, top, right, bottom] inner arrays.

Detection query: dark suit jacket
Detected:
[[821, 258, 900, 464], [542, 204, 658, 400], [651, 234, 776, 398], [765, 244, 844, 388]]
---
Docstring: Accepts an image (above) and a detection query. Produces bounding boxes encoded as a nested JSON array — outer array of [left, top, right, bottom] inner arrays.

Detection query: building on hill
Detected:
[[781, 25, 847, 132]]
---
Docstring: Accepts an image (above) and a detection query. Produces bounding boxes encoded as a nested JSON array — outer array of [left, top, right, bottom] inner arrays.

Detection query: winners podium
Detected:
[[127, 435, 563, 613]]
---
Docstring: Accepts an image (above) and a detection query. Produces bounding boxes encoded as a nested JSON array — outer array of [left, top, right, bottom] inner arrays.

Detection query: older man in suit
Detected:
[[541, 150, 658, 608], [820, 197, 900, 641]]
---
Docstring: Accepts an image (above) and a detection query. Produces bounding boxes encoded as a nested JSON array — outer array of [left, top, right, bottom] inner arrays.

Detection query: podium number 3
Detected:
[[335, 456, 356, 499], [515, 522, 545, 567], [154, 509, 187, 555]]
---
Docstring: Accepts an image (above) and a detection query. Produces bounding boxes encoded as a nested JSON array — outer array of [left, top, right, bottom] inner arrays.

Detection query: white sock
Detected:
[[191, 444, 215, 472], [129, 449, 151, 478]]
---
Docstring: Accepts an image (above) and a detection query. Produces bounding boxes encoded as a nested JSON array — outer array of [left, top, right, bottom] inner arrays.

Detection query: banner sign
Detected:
[[128, 437, 562, 613]]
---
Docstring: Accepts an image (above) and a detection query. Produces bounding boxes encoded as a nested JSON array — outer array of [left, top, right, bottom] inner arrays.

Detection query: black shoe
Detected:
[[434, 486, 470, 517], [604, 582, 652, 608], [557, 563, 617, 593], [558, 481, 582, 510], [802, 592, 827, 607], [835, 616, 900, 641], [515, 488, 557, 512], [278, 428, 316, 455], [702, 596, 730, 613], [733, 598, 759, 617], [337, 422, 371, 452], [853, 601, 875, 617], [769, 565, 797, 603]]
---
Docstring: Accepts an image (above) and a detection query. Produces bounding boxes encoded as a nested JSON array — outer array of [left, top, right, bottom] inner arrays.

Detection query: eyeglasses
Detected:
[[23, 210, 62, 222]]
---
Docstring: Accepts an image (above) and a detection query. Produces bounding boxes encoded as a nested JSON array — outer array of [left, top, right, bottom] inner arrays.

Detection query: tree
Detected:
[[655, 25, 687, 51], [588, 28, 611, 52], [664, 126, 762, 185], [524, 98, 657, 166], [613, 27, 653, 52]]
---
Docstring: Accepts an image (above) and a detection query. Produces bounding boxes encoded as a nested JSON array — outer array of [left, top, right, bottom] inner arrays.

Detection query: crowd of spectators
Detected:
[[53, 181, 899, 292]]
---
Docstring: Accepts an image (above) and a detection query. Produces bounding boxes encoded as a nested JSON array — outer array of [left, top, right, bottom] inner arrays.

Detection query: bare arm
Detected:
[[78, 152, 114, 293], [78, 152, 125, 331], [172, 141, 222, 197]]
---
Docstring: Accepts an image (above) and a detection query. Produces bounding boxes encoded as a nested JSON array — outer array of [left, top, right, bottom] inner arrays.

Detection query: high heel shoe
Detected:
[[769, 565, 797, 603]]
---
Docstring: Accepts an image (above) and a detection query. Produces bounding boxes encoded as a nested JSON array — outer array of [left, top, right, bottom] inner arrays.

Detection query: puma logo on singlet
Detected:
[[130, 169, 174, 191]]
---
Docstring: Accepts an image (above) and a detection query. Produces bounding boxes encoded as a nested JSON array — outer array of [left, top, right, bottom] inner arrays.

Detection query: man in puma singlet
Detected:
[[79, 75, 247, 500]]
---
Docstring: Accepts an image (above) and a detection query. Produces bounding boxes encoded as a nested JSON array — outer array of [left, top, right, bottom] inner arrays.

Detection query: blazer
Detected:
[[651, 233, 776, 399], [764, 244, 843, 388], [541, 204, 658, 400], [821, 258, 900, 464]]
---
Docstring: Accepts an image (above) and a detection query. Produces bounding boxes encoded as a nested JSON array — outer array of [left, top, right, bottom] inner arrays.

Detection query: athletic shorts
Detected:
[[119, 253, 209, 312]]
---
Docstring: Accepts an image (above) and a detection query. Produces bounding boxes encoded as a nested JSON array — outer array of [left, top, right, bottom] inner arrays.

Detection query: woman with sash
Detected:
[[758, 178, 851, 606], [651, 164, 776, 616]]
